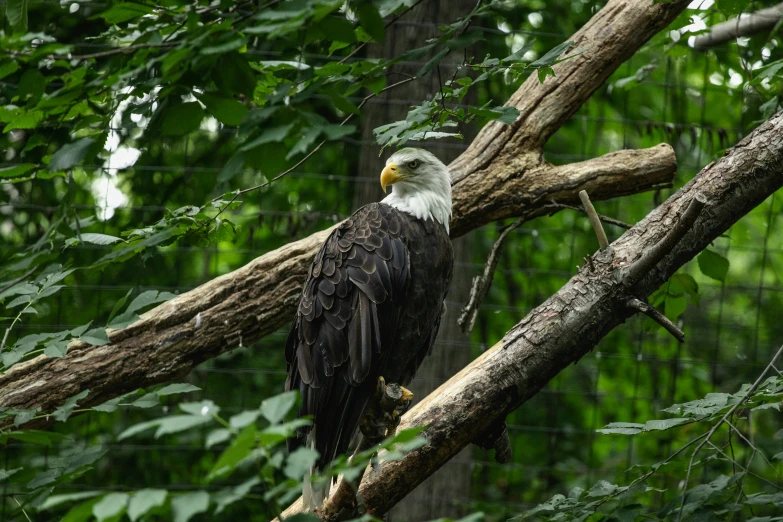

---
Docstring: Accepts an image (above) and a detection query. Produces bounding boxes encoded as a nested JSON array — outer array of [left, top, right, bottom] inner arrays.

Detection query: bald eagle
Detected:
[[284, 147, 454, 508]]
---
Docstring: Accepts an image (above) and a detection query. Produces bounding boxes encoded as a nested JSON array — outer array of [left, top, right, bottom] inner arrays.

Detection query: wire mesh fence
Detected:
[[3, 4, 783, 520]]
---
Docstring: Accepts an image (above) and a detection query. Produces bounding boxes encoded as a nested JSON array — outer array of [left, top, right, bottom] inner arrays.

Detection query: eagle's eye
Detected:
[[408, 160, 420, 169]]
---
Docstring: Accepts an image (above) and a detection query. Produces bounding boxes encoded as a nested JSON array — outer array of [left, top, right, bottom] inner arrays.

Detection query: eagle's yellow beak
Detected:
[[380, 163, 402, 193]]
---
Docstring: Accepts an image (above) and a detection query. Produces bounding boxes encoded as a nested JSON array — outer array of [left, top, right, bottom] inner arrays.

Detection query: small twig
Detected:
[[458, 218, 524, 334], [578, 190, 610, 250], [626, 194, 707, 287], [677, 343, 783, 521], [0, 328, 10, 355], [626, 297, 685, 343], [544, 201, 632, 229]]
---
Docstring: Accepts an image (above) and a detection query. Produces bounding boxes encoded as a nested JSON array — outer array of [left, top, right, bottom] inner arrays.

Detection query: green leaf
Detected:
[[80, 327, 110, 346], [18, 69, 45, 101], [260, 390, 298, 425], [214, 477, 260, 514], [317, 15, 355, 43], [197, 94, 249, 126], [28, 469, 60, 488], [131, 393, 159, 409], [229, 410, 261, 429], [214, 52, 256, 97], [61, 498, 101, 522], [468, 106, 520, 125], [156, 383, 201, 396], [40, 491, 102, 510], [127, 489, 167, 522], [3, 110, 43, 133], [208, 424, 257, 480], [201, 36, 247, 55], [206, 429, 232, 448], [155, 415, 213, 438], [698, 248, 730, 282], [44, 339, 68, 358], [531, 41, 574, 68], [417, 47, 450, 78], [179, 400, 220, 416], [76, 233, 123, 245], [5, 0, 28, 33], [92, 396, 123, 413], [161, 102, 204, 136], [0, 61, 20, 80], [665, 294, 687, 320], [97, 3, 153, 24], [239, 124, 294, 151], [0, 468, 21, 481], [537, 66, 555, 83], [284, 446, 319, 479], [644, 417, 690, 431], [355, 2, 385, 43], [93, 493, 129, 522], [107, 289, 132, 328], [118, 419, 161, 441], [1, 430, 69, 446], [49, 138, 96, 172], [171, 491, 210, 522], [53, 389, 90, 421], [0, 164, 36, 178], [218, 152, 245, 183]]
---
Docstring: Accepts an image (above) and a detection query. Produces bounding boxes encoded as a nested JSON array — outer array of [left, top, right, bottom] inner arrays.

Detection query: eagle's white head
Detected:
[[379, 147, 452, 233]]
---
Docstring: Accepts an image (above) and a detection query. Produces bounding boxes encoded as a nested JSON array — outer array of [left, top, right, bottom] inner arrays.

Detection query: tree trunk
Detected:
[[353, 0, 477, 517], [0, 0, 689, 429]]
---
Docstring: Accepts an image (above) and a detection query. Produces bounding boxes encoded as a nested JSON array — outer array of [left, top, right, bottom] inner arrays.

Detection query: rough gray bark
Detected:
[[693, 3, 783, 50], [0, 0, 687, 428], [281, 109, 783, 522]]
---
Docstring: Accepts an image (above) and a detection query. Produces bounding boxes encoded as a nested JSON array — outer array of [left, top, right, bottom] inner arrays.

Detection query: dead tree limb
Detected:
[[693, 3, 783, 50], [0, 0, 688, 428], [278, 110, 783, 521]]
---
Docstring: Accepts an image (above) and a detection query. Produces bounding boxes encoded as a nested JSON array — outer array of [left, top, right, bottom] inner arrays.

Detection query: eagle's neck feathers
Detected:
[[381, 178, 452, 234]]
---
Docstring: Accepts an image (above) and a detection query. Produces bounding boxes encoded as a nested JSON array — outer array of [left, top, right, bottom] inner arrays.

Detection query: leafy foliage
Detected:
[[2, 0, 783, 521]]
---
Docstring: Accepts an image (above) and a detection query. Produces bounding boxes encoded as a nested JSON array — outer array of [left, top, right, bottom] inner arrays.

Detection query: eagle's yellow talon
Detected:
[[400, 386, 413, 402]]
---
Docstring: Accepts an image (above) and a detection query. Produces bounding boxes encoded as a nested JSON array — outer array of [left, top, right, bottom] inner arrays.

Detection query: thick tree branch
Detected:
[[279, 109, 783, 521], [0, 0, 686, 429], [693, 3, 783, 50]]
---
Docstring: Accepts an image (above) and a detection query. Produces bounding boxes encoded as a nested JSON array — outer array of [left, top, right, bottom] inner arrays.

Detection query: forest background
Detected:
[[2, 0, 783, 520]]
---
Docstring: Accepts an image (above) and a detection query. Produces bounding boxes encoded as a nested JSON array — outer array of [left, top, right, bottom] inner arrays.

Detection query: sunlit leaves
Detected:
[[92, 493, 129, 522], [127, 489, 167, 522], [171, 491, 210, 522]]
